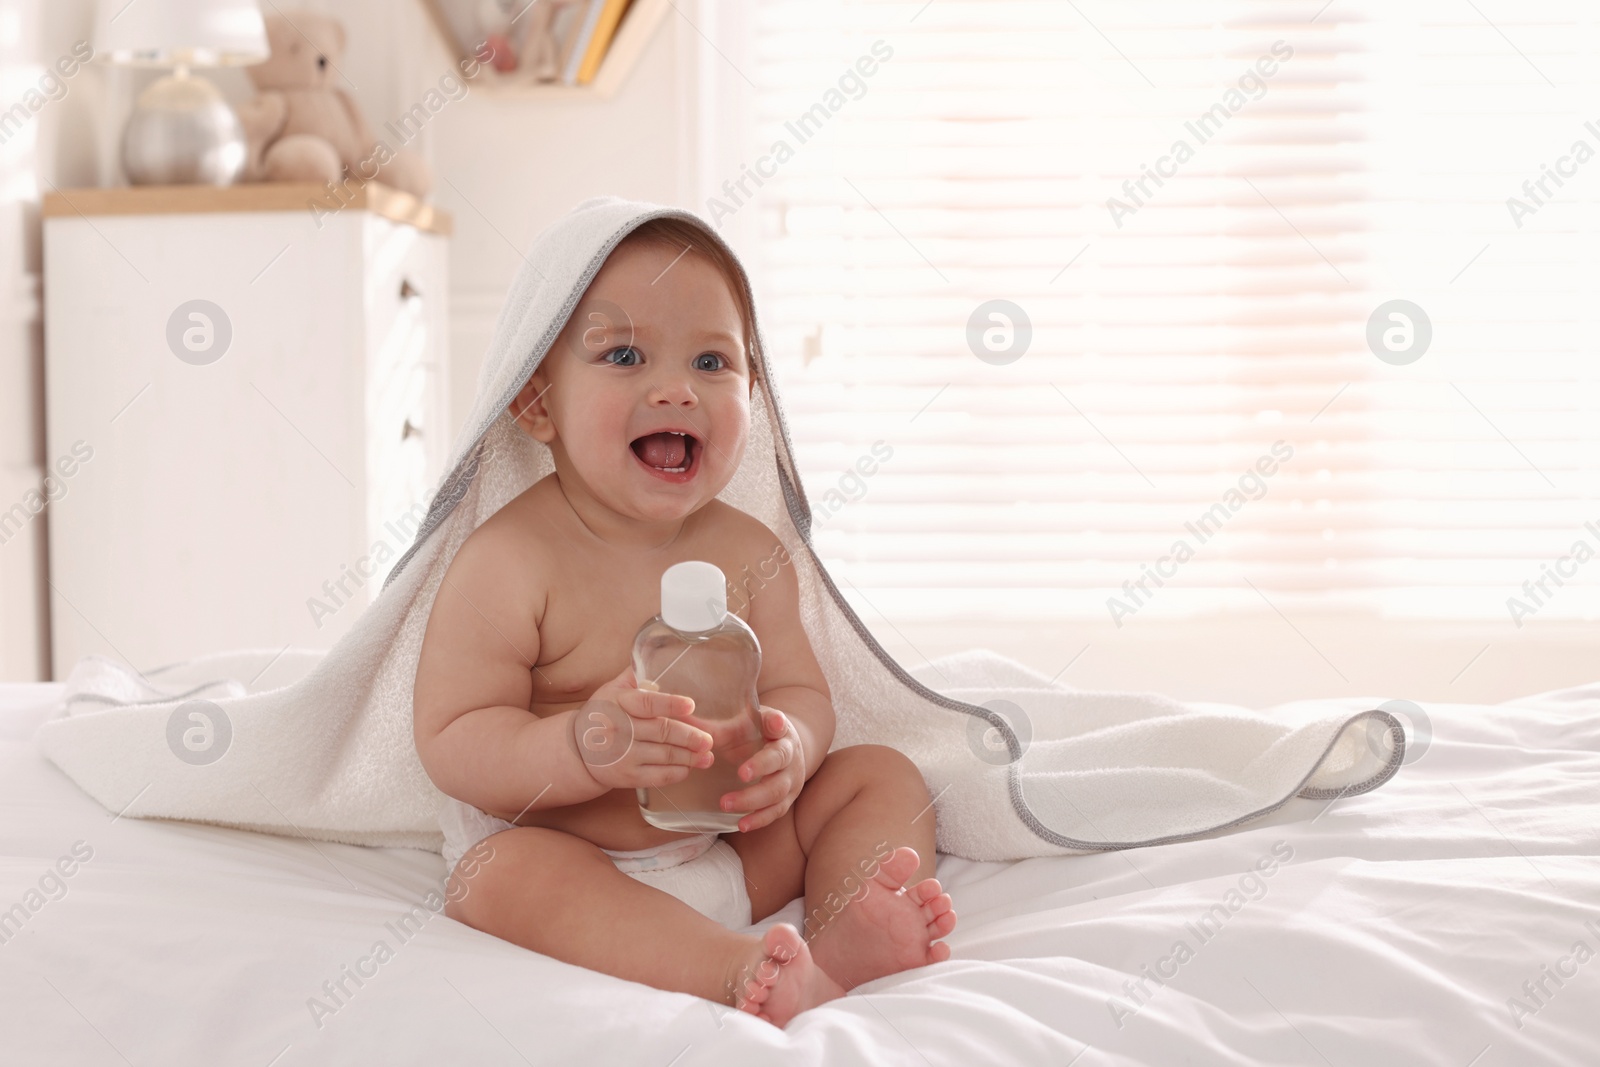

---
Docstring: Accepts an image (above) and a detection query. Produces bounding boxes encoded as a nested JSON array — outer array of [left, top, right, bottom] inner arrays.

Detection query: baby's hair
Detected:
[[619, 216, 758, 381]]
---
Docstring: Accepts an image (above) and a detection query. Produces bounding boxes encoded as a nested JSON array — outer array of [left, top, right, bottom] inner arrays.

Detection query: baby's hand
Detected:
[[720, 707, 805, 833], [572, 665, 714, 791]]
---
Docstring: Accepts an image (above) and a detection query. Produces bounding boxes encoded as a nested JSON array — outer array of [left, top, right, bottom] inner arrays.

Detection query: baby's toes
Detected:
[[906, 877, 944, 905], [928, 907, 957, 938], [734, 963, 777, 1010], [929, 940, 952, 964], [735, 982, 769, 1012], [919, 889, 954, 921], [877, 846, 922, 888]]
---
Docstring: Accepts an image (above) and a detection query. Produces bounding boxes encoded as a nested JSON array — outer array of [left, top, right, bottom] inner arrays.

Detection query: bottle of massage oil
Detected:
[[633, 561, 764, 833]]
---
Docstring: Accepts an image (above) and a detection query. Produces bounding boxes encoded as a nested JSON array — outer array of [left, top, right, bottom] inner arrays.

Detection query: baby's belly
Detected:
[[492, 786, 702, 852]]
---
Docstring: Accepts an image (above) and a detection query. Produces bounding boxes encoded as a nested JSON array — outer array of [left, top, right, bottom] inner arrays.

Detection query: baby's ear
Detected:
[[507, 373, 556, 442]]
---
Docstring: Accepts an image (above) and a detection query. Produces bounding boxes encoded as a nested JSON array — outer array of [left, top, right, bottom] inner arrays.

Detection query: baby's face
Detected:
[[510, 239, 752, 524]]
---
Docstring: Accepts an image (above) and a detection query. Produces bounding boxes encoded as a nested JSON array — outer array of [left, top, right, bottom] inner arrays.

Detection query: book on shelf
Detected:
[[562, 0, 635, 86]]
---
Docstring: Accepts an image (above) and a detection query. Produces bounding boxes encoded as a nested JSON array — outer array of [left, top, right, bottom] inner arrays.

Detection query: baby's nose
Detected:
[[648, 375, 698, 406]]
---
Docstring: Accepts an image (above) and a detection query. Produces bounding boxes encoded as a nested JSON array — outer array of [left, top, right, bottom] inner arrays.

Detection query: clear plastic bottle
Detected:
[[633, 561, 764, 833]]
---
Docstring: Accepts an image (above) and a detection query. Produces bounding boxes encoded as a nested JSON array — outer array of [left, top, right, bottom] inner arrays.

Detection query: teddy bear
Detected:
[[236, 10, 432, 198]]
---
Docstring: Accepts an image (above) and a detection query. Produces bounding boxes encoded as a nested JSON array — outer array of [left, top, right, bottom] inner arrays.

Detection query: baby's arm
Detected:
[[743, 532, 835, 788], [413, 521, 716, 818], [412, 523, 604, 817]]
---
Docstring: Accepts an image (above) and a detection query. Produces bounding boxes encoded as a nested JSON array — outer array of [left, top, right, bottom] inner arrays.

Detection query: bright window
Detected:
[[717, 1, 1600, 628]]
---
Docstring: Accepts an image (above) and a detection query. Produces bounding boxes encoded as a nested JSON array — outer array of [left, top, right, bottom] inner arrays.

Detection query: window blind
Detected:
[[732, 0, 1600, 626]]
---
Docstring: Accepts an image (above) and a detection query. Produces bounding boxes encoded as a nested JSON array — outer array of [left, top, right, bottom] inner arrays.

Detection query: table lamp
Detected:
[[93, 0, 269, 186]]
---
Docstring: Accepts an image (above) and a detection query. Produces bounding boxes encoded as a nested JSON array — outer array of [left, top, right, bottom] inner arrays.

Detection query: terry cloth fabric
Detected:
[[32, 196, 1404, 862]]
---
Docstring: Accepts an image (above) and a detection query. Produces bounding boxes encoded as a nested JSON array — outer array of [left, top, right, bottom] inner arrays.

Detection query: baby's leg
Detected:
[[733, 743, 957, 991], [445, 825, 843, 1024]]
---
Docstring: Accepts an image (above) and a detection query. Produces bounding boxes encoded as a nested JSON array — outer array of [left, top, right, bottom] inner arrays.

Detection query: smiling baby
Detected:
[[411, 214, 957, 1026]]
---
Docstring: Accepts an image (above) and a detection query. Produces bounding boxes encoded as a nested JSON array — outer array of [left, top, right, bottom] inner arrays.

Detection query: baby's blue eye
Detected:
[[603, 346, 641, 366], [694, 353, 726, 371]]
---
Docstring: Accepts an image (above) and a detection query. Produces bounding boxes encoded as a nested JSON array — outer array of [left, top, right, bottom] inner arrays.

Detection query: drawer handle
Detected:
[[402, 418, 422, 441], [399, 278, 421, 301]]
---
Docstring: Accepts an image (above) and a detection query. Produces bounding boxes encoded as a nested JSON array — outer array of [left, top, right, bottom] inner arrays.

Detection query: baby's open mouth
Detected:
[[630, 430, 699, 478]]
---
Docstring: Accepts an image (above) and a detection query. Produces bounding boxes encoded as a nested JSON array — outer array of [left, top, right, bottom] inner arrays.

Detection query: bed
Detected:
[[3, 669, 1596, 1066]]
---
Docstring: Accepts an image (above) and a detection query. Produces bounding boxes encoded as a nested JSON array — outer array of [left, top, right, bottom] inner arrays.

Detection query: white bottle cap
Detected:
[[661, 561, 727, 632]]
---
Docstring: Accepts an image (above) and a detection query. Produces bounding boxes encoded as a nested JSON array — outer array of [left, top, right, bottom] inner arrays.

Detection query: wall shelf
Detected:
[[423, 0, 670, 101]]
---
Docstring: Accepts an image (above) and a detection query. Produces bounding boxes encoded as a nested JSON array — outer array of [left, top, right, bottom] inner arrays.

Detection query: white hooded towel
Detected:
[[33, 196, 1403, 862]]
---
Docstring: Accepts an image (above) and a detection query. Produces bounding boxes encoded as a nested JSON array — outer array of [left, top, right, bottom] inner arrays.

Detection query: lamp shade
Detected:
[[93, 0, 269, 67]]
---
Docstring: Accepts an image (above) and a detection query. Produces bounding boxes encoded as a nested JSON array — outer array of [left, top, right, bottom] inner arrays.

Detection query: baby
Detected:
[[412, 214, 957, 1027]]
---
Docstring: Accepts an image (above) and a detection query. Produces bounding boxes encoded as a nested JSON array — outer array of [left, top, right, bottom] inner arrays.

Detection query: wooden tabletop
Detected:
[[42, 180, 453, 236]]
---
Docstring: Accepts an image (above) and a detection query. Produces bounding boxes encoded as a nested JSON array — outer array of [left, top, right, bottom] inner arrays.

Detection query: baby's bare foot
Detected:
[[808, 846, 957, 990], [729, 923, 845, 1027]]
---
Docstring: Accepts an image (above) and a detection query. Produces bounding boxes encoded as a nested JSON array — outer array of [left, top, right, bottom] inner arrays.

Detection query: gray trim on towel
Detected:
[[378, 206, 1406, 855]]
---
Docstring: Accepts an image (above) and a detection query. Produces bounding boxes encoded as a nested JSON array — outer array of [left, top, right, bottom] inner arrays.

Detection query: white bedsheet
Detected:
[[2, 674, 1596, 1066]]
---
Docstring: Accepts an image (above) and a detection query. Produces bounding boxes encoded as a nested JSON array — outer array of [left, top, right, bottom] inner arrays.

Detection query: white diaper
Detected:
[[439, 796, 753, 929]]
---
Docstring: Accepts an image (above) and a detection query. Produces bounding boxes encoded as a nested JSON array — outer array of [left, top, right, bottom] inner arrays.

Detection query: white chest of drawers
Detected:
[[41, 182, 452, 676]]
